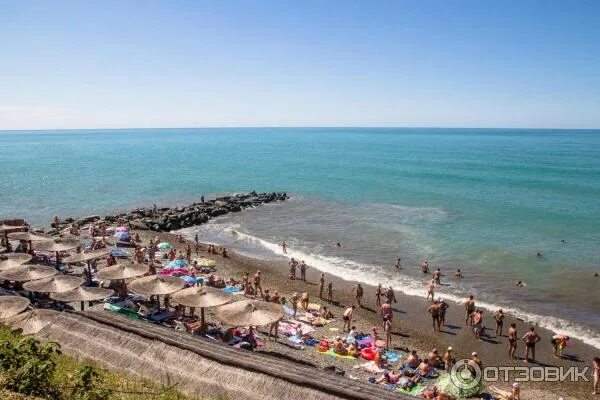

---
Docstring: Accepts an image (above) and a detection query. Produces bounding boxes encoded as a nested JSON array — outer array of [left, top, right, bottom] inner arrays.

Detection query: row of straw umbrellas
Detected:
[[1, 224, 284, 335]]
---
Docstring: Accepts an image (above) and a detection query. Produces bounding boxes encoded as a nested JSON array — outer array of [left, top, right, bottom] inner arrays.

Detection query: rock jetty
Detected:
[[49, 192, 288, 234]]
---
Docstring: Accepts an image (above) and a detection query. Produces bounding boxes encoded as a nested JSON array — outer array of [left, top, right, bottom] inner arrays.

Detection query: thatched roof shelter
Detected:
[[0, 253, 32, 270], [172, 286, 231, 308], [35, 238, 80, 252], [35, 311, 406, 400], [63, 248, 110, 264], [8, 231, 52, 241], [7, 309, 59, 335]]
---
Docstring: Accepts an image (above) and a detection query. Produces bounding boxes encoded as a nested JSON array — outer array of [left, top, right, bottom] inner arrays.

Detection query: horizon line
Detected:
[[1, 125, 600, 132]]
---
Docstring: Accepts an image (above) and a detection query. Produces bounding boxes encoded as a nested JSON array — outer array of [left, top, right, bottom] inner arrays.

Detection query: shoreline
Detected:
[[162, 229, 595, 399]]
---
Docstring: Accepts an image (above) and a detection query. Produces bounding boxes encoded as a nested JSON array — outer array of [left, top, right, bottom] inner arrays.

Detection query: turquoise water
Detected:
[[1, 128, 599, 345]]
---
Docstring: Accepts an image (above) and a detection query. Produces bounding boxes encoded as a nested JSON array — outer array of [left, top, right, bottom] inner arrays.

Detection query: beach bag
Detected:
[[318, 340, 329, 352]]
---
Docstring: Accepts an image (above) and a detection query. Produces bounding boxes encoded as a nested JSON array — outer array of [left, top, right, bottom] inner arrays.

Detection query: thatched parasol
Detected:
[[0, 223, 26, 232], [128, 274, 185, 295], [172, 286, 232, 325], [0, 296, 30, 319], [23, 275, 84, 293], [62, 248, 111, 285], [50, 286, 114, 310], [62, 248, 110, 264], [96, 262, 149, 280], [0, 265, 58, 281], [35, 238, 80, 252], [0, 253, 33, 270], [6, 309, 60, 335], [216, 299, 284, 327], [8, 231, 52, 242]]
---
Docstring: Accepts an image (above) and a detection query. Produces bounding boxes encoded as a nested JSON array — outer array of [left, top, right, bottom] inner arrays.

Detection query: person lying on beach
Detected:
[[489, 383, 521, 400], [374, 370, 403, 385]]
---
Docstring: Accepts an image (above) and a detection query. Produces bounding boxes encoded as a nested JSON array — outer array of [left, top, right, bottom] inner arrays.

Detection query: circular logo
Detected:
[[450, 358, 482, 390]]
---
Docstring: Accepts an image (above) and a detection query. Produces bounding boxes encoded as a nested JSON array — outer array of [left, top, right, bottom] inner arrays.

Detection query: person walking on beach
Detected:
[[386, 286, 397, 303], [319, 273, 325, 299], [465, 295, 476, 326], [473, 310, 484, 340], [493, 309, 505, 336], [439, 298, 449, 326], [428, 300, 442, 332], [352, 283, 364, 307], [281, 241, 288, 254], [242, 272, 250, 296], [522, 327, 541, 363], [376, 283, 383, 306], [384, 315, 392, 348], [288, 258, 297, 279], [508, 323, 518, 359], [253, 270, 263, 298], [299, 260, 308, 281], [327, 282, 333, 303], [426, 279, 435, 301], [343, 305, 355, 332]]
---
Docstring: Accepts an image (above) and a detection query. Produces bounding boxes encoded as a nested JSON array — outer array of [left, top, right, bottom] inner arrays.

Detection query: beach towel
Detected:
[[318, 348, 357, 360], [384, 350, 402, 363], [288, 335, 303, 344], [360, 361, 385, 374], [356, 337, 373, 348], [222, 286, 243, 294]]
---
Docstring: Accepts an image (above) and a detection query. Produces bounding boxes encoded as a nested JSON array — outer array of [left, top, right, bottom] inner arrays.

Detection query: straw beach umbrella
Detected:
[[63, 248, 111, 285], [0, 296, 30, 320], [0, 253, 33, 270], [35, 237, 80, 265], [0, 265, 58, 281], [6, 309, 59, 335], [8, 231, 52, 242], [216, 299, 284, 327], [128, 275, 185, 295], [96, 262, 149, 280], [23, 275, 84, 293], [172, 286, 231, 325], [50, 286, 113, 310], [0, 222, 26, 243]]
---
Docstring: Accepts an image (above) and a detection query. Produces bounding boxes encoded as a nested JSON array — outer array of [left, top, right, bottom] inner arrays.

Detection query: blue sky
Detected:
[[1, 0, 599, 129]]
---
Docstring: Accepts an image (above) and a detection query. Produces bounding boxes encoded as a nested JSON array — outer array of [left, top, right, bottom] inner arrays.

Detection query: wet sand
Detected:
[[140, 229, 596, 399]]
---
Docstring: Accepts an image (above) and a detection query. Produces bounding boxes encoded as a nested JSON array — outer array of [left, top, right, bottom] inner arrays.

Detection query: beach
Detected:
[[139, 227, 595, 399]]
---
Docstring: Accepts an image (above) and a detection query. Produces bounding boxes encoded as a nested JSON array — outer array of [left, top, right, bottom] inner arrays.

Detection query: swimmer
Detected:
[[455, 269, 463, 279], [516, 280, 525, 288], [536, 252, 542, 257], [433, 268, 442, 285], [336, 242, 342, 248], [395, 258, 401, 269], [421, 260, 430, 274]]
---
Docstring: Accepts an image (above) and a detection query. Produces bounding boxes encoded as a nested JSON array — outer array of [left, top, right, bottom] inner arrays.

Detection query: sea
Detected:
[[1, 128, 599, 348]]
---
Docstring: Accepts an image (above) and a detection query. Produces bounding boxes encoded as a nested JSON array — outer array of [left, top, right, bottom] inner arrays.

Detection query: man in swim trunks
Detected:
[[386, 286, 397, 303], [426, 279, 435, 301], [472, 309, 484, 340], [433, 268, 442, 285], [253, 270, 263, 298], [465, 295, 475, 326], [376, 283, 383, 306], [381, 300, 393, 326], [343, 305, 355, 332], [421, 260, 430, 274], [508, 323, 518, 359], [438, 298, 449, 326], [522, 327, 541, 363], [395, 258, 401, 269], [299, 260, 308, 281], [493, 309, 505, 336], [352, 283, 364, 307], [428, 300, 442, 332]]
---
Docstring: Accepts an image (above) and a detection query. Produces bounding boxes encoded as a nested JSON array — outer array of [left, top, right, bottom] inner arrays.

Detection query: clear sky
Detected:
[[1, 0, 599, 130]]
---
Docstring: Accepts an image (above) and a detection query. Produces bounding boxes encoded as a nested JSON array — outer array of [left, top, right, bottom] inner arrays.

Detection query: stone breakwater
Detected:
[[49, 191, 288, 234]]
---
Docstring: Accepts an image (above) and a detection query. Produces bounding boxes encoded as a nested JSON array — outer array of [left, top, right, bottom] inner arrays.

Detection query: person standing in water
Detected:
[[421, 260, 430, 274], [281, 241, 288, 254], [433, 268, 442, 285], [318, 273, 325, 299], [395, 258, 401, 269], [455, 269, 463, 279], [426, 279, 435, 301]]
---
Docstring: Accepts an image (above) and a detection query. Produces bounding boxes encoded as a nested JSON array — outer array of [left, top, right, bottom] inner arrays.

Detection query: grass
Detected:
[[0, 325, 229, 400]]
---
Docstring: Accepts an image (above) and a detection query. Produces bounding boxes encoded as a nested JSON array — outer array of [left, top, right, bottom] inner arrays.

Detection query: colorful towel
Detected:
[[356, 337, 373, 348], [360, 361, 385, 374], [318, 348, 358, 360], [384, 350, 402, 363], [222, 286, 243, 294]]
